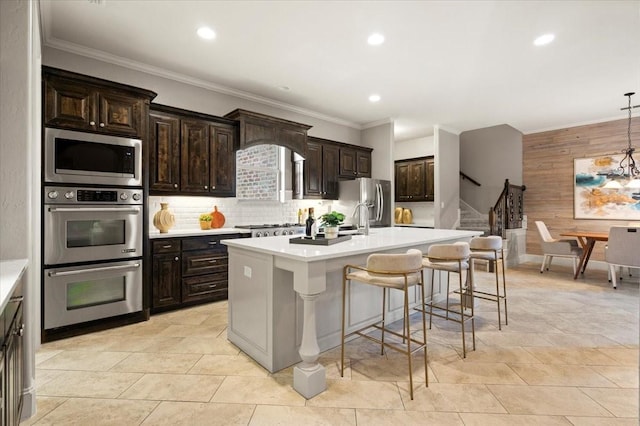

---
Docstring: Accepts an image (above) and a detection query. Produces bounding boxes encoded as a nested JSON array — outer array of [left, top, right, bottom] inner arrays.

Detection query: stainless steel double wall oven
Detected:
[[43, 128, 144, 335]]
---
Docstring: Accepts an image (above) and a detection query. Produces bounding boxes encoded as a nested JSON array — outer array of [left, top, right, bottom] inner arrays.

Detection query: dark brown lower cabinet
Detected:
[[151, 234, 246, 312], [2, 283, 24, 426]]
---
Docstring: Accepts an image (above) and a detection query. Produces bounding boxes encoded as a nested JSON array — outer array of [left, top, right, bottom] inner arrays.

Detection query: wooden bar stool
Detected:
[[341, 249, 427, 400], [420, 242, 475, 358], [469, 236, 507, 330]]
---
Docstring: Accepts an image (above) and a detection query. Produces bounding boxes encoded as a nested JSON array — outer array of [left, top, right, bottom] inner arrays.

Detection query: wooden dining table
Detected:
[[559, 231, 609, 279]]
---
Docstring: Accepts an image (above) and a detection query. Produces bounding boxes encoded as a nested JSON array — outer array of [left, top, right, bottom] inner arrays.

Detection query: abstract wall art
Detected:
[[574, 155, 640, 220]]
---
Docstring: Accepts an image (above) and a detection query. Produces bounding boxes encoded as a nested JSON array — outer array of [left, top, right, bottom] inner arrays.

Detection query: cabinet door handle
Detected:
[[16, 324, 24, 337], [99, 122, 105, 128], [212, 185, 216, 190], [209, 284, 218, 289], [174, 257, 179, 261], [162, 245, 173, 249], [174, 183, 178, 188], [208, 241, 218, 245], [89, 121, 96, 126], [204, 185, 208, 189]]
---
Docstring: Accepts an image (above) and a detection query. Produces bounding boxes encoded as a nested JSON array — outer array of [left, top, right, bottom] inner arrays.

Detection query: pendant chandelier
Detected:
[[603, 92, 640, 189]]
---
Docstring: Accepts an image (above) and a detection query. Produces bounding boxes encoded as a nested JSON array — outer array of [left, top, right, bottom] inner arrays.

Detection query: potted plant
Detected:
[[199, 213, 212, 230], [320, 211, 345, 239]]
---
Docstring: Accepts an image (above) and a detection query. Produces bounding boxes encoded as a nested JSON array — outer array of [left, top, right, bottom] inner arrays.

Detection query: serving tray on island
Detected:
[[289, 235, 352, 245]]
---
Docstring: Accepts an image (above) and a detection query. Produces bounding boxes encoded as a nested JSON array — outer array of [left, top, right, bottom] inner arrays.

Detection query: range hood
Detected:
[[225, 109, 312, 158]]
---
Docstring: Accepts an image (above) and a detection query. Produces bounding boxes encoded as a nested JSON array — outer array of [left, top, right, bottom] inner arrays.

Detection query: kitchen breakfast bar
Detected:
[[222, 227, 481, 398]]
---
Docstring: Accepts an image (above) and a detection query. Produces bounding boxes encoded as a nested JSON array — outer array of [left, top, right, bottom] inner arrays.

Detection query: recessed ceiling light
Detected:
[[197, 26, 216, 40], [367, 33, 385, 46], [369, 94, 381, 103], [534, 33, 555, 46]]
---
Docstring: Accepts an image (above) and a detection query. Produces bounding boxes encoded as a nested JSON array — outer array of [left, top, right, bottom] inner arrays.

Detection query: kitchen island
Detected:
[[222, 227, 481, 398]]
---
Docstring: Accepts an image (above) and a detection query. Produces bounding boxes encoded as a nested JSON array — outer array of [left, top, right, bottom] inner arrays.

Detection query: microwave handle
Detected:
[[48, 262, 141, 277], [48, 207, 140, 214]]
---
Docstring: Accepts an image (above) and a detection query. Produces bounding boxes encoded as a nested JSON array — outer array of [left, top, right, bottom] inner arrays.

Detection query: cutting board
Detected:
[[210, 206, 226, 228]]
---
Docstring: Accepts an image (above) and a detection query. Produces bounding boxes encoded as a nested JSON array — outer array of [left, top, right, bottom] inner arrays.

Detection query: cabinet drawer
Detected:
[[152, 239, 181, 254], [182, 251, 228, 276], [183, 274, 228, 303], [181, 236, 228, 251]]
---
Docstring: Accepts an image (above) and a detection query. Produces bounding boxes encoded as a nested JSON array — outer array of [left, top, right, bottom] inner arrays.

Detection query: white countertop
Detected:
[[395, 221, 434, 228], [222, 227, 481, 262], [0, 259, 27, 313], [149, 228, 251, 239]]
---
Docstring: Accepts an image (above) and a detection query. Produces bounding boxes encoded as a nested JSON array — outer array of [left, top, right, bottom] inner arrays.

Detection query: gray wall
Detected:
[[434, 127, 460, 229], [1, 0, 31, 259], [0, 0, 40, 420], [459, 124, 523, 213], [362, 121, 394, 182], [394, 135, 434, 160], [43, 48, 362, 146]]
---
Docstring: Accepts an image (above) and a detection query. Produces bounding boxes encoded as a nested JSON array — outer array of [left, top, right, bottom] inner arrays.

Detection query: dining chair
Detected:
[[534, 221, 583, 274], [341, 249, 428, 400], [605, 226, 640, 289], [622, 222, 640, 278]]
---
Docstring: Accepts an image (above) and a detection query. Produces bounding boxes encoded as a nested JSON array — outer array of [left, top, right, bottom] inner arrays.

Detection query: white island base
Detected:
[[223, 227, 481, 398]]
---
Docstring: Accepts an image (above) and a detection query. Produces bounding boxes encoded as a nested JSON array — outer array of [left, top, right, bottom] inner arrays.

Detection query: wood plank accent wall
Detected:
[[523, 116, 640, 261]]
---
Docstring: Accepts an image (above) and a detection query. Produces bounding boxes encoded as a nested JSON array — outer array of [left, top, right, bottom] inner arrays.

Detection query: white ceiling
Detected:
[[40, 0, 640, 141]]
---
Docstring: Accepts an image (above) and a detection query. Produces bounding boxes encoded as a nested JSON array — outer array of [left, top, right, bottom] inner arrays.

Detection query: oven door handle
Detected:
[[48, 262, 141, 277], [48, 207, 141, 214]]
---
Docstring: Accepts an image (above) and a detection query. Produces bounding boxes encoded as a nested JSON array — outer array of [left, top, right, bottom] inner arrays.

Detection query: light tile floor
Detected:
[[24, 263, 639, 425]]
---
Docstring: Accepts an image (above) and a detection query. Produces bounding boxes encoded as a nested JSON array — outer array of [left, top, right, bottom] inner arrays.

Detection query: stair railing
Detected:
[[489, 179, 526, 238], [460, 171, 481, 187]]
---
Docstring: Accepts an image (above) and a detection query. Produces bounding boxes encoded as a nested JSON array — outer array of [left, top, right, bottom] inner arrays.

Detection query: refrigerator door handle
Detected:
[[376, 183, 383, 221]]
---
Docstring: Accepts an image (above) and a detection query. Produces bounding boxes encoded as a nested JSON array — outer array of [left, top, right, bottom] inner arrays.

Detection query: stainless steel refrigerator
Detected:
[[339, 178, 392, 228]]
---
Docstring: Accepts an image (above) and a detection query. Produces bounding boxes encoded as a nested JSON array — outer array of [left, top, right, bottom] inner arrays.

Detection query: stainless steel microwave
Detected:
[[44, 128, 142, 187]]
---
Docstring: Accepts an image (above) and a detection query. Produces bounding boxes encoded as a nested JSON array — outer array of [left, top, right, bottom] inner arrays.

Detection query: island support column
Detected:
[[288, 260, 327, 398]]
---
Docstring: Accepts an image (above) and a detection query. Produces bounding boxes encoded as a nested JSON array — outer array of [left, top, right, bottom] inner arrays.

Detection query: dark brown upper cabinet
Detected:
[[395, 156, 435, 202], [43, 66, 156, 138], [149, 112, 180, 191], [210, 125, 236, 196], [303, 137, 340, 200], [149, 104, 237, 197], [181, 119, 210, 193], [339, 146, 372, 179], [224, 109, 312, 158]]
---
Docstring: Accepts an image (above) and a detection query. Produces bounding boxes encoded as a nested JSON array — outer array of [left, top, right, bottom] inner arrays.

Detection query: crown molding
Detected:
[[361, 117, 394, 129], [523, 115, 629, 135], [43, 36, 362, 130]]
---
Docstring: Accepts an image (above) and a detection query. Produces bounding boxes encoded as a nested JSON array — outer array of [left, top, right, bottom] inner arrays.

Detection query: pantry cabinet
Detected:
[[43, 66, 156, 138], [395, 156, 435, 202], [149, 104, 237, 197], [151, 233, 248, 312]]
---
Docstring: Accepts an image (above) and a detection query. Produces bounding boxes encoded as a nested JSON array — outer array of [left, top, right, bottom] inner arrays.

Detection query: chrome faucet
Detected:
[[352, 202, 371, 236]]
